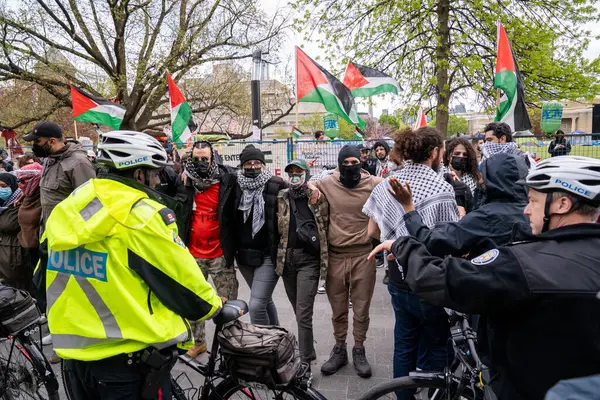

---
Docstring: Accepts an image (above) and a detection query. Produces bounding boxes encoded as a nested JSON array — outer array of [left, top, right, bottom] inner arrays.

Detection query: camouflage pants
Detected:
[[190, 256, 239, 343]]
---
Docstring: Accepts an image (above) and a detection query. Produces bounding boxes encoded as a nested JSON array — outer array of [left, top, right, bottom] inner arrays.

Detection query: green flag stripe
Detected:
[[299, 87, 364, 128], [351, 84, 399, 98], [172, 102, 193, 142], [75, 110, 123, 130], [494, 70, 517, 121]]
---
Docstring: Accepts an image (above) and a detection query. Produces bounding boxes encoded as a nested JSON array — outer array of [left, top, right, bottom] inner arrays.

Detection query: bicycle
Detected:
[[171, 299, 327, 400], [0, 318, 60, 400], [357, 312, 496, 400]]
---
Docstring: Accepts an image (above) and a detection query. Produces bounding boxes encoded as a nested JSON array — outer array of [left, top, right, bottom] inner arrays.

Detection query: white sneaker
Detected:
[[317, 284, 326, 294], [39, 314, 47, 325], [41, 334, 52, 346]]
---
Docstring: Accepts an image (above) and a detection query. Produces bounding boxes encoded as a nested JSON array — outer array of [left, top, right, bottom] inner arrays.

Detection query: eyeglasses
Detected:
[[243, 161, 262, 168]]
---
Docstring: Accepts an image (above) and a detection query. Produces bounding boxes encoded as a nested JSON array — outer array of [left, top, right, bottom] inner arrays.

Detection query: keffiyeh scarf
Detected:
[[459, 173, 478, 195], [481, 142, 536, 168], [185, 147, 220, 192], [237, 169, 274, 238], [363, 161, 459, 241]]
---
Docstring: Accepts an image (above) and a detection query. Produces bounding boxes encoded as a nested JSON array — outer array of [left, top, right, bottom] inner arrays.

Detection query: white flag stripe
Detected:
[[361, 77, 401, 89], [91, 104, 126, 119]]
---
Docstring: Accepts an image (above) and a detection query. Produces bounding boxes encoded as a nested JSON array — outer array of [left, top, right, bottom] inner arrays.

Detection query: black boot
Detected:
[[321, 344, 348, 375], [352, 346, 372, 378], [383, 268, 389, 285]]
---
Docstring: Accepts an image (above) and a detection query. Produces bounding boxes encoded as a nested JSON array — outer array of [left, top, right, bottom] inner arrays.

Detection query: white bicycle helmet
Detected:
[[97, 131, 170, 170], [523, 156, 600, 203]]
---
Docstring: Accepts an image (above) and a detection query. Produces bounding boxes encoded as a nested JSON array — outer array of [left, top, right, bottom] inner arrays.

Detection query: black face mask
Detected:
[[451, 157, 467, 172], [243, 168, 261, 179], [194, 161, 210, 178], [339, 164, 362, 188], [32, 142, 52, 158]]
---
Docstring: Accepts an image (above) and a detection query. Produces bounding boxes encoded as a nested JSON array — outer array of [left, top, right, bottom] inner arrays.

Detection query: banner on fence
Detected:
[[296, 140, 361, 174], [213, 141, 288, 176]]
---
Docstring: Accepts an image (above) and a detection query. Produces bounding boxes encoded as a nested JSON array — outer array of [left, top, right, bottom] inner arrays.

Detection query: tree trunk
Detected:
[[435, 0, 451, 136]]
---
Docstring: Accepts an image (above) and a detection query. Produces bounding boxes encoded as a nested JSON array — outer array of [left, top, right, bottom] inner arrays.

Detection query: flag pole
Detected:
[[73, 120, 79, 140], [294, 46, 299, 137]]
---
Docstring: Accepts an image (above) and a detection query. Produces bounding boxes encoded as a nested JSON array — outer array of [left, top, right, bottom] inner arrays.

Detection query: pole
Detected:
[[251, 49, 262, 141], [73, 120, 79, 140], [496, 89, 501, 108]]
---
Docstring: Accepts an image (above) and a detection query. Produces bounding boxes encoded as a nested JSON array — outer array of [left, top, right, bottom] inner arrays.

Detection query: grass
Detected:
[[516, 140, 600, 161]]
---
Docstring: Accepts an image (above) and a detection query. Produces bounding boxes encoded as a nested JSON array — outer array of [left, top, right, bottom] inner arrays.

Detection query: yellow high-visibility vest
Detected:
[[44, 178, 222, 361]]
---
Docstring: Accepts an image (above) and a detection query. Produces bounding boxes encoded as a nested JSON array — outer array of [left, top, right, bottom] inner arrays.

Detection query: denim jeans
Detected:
[[388, 284, 450, 400], [238, 257, 279, 325], [281, 248, 320, 362]]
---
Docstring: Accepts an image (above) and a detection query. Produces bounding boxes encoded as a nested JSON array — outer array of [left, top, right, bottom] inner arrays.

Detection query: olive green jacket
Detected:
[[276, 189, 329, 279]]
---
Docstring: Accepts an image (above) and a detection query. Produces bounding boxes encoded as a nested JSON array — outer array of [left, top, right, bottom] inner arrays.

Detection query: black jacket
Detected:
[[175, 164, 237, 267], [391, 223, 600, 400], [401, 153, 530, 260], [443, 173, 473, 213], [233, 176, 287, 268], [362, 158, 377, 176], [157, 166, 179, 198], [548, 138, 571, 157]]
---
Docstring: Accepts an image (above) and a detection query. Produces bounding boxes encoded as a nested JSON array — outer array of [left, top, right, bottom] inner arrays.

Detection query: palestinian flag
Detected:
[[414, 107, 427, 129], [167, 72, 198, 144], [353, 129, 363, 140], [70, 85, 125, 130], [296, 47, 365, 129], [291, 126, 305, 139], [343, 62, 401, 98], [494, 21, 531, 132]]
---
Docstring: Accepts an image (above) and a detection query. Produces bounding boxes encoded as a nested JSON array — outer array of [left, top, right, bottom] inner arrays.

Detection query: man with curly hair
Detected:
[[363, 126, 459, 400]]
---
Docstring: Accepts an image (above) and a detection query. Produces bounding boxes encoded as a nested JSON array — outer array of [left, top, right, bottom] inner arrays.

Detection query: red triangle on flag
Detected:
[[496, 22, 516, 74], [296, 47, 328, 100], [343, 62, 370, 90], [167, 72, 187, 108], [415, 107, 428, 129], [71, 85, 98, 118]]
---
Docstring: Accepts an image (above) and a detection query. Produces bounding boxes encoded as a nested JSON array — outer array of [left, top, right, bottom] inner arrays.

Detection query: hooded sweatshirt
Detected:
[[314, 170, 378, 252], [402, 152, 531, 259], [40, 142, 96, 230]]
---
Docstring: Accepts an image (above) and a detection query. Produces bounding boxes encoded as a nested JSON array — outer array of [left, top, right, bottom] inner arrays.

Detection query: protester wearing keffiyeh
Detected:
[[481, 142, 536, 168], [184, 141, 220, 192], [0, 173, 21, 216], [238, 169, 274, 238]]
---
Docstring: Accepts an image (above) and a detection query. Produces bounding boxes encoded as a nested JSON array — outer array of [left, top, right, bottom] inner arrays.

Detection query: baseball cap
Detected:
[[23, 122, 63, 141], [285, 159, 310, 173]]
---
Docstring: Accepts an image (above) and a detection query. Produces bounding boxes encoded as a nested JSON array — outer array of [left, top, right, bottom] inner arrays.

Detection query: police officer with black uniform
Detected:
[[371, 155, 600, 400]]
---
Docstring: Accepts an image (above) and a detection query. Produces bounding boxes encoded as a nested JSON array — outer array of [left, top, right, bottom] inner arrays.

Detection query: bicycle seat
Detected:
[[214, 300, 248, 326]]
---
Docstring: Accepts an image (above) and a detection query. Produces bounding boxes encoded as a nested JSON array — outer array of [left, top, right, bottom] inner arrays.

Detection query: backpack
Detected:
[[217, 320, 301, 389], [0, 285, 40, 336]]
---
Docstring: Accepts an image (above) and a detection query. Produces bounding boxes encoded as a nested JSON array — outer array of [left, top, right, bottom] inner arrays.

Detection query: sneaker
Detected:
[[49, 350, 61, 364], [349, 297, 353, 308], [39, 314, 47, 325], [383, 270, 390, 285], [186, 342, 207, 358], [376, 257, 384, 268], [352, 346, 372, 378], [317, 284, 326, 294], [41, 334, 52, 346], [321, 344, 348, 375]]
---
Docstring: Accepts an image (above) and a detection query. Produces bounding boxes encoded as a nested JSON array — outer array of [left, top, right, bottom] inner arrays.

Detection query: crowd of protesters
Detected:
[[2, 119, 597, 399]]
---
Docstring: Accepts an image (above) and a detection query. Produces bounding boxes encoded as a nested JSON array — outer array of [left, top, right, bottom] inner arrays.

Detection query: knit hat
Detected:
[[240, 146, 265, 166], [337, 145, 361, 166]]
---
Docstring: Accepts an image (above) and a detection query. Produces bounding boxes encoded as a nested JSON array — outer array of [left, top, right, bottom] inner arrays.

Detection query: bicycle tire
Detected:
[[210, 377, 323, 400], [356, 376, 477, 400], [0, 335, 59, 400]]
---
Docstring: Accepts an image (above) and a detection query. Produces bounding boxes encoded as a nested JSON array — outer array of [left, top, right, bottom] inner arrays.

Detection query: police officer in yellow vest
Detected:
[[42, 131, 223, 400]]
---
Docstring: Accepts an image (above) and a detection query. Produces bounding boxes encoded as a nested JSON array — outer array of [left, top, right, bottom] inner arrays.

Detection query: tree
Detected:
[[428, 114, 468, 136], [293, 0, 600, 135], [378, 114, 399, 129], [0, 0, 288, 132], [299, 112, 324, 135]]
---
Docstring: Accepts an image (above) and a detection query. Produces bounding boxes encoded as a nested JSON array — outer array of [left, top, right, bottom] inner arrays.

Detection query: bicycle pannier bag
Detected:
[[217, 320, 300, 388], [0, 285, 40, 336]]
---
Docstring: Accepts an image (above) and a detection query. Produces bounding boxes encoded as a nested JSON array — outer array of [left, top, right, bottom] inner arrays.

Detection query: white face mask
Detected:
[[288, 172, 306, 187]]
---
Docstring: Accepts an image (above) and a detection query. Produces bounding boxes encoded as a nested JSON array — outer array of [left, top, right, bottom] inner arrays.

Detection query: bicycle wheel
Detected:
[[211, 378, 323, 400], [356, 376, 477, 400], [0, 336, 59, 400]]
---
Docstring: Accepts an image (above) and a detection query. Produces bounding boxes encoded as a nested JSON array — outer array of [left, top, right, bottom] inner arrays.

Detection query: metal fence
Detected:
[[515, 134, 600, 161]]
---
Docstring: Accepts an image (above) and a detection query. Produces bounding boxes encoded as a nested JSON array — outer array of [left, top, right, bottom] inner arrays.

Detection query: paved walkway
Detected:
[[49, 266, 395, 399]]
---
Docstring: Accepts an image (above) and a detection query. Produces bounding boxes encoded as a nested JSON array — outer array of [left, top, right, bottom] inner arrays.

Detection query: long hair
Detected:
[[443, 137, 478, 177]]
